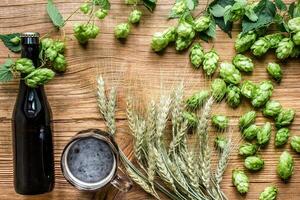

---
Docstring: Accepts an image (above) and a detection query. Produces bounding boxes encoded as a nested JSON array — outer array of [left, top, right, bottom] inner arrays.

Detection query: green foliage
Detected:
[[47, 0, 64, 28], [0, 59, 14, 82], [143, 0, 157, 12], [0, 33, 21, 53]]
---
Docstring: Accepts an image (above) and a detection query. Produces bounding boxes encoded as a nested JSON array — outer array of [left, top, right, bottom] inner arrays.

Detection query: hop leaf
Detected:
[[239, 143, 258, 157], [235, 31, 257, 53], [266, 63, 282, 82], [244, 156, 264, 171], [257, 122, 272, 146], [275, 108, 295, 128], [186, 90, 210, 110], [259, 186, 278, 200], [47, 0, 64, 28], [291, 136, 300, 153], [263, 100, 282, 118], [276, 38, 294, 60], [0, 59, 14, 82], [232, 169, 249, 194], [275, 128, 290, 147], [232, 54, 254, 73], [219, 62, 241, 85], [0, 33, 21, 53], [211, 78, 227, 102], [211, 115, 229, 130], [239, 111, 256, 130], [189, 43, 204, 68], [226, 85, 241, 108], [242, 124, 260, 141], [203, 49, 219, 76], [277, 151, 294, 180]]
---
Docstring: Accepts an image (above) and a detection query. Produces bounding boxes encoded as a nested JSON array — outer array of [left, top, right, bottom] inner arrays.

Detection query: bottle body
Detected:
[[12, 33, 54, 195]]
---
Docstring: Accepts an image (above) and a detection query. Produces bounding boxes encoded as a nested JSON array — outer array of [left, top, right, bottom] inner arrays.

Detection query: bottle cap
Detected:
[[20, 32, 40, 38]]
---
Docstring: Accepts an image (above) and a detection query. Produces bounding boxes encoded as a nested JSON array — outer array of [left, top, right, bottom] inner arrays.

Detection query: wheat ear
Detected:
[[97, 76, 108, 118], [107, 87, 117, 135], [156, 95, 172, 138], [133, 118, 146, 162]]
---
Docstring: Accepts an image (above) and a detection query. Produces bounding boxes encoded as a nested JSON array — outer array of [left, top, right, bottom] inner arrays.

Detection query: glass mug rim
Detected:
[[61, 129, 121, 191]]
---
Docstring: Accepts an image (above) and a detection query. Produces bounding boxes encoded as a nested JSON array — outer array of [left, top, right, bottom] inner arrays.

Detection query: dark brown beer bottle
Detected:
[[12, 32, 54, 195]]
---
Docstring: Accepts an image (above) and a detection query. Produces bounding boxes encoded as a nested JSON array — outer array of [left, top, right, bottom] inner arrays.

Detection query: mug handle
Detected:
[[111, 169, 133, 192]]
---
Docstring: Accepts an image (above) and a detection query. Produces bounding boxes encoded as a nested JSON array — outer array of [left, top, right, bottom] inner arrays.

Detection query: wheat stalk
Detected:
[[107, 87, 117, 135]]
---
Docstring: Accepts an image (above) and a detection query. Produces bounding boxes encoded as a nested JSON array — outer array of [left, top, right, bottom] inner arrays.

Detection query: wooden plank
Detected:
[[0, 0, 300, 199]]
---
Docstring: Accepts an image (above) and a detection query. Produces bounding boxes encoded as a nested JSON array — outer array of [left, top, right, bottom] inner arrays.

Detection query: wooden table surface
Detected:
[[1, 0, 300, 199]]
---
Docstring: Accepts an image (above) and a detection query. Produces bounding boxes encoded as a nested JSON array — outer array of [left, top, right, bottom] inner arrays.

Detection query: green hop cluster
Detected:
[[293, 31, 300, 45], [80, 3, 91, 14], [211, 115, 229, 130], [291, 46, 300, 58], [232, 169, 249, 194], [114, 23, 131, 39], [235, 31, 257, 53], [73, 23, 100, 44], [241, 80, 256, 99], [175, 21, 195, 51], [186, 90, 209, 110], [151, 27, 176, 52], [189, 43, 204, 68], [182, 111, 198, 128], [291, 136, 300, 153], [219, 62, 241, 85], [171, 1, 187, 16], [251, 81, 273, 108], [263, 100, 282, 118], [13, 58, 35, 74], [288, 17, 300, 32], [128, 9, 142, 24], [251, 37, 270, 56], [275, 128, 290, 147], [215, 135, 228, 150], [239, 143, 258, 157], [266, 63, 282, 83], [232, 54, 254, 73], [242, 124, 260, 141], [203, 49, 219, 76], [41, 38, 67, 72], [95, 9, 108, 20], [277, 151, 294, 181], [265, 33, 284, 49], [244, 156, 264, 171], [257, 122, 272, 146], [10, 36, 21, 45], [259, 186, 278, 200], [239, 111, 256, 130], [193, 16, 211, 32], [275, 109, 295, 128], [211, 78, 227, 102], [276, 38, 294, 60], [227, 2, 246, 22], [226, 85, 241, 108], [24, 68, 55, 88]]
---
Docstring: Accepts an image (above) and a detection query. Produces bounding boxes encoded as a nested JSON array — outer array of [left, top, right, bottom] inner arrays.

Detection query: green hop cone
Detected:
[[177, 21, 194, 38], [73, 24, 100, 44], [288, 17, 300, 32], [182, 111, 198, 128], [88, 25, 100, 39], [232, 169, 249, 194], [114, 23, 131, 39], [219, 62, 241, 85], [242, 124, 260, 141], [10, 36, 21, 45], [232, 54, 254, 73], [239, 143, 258, 157], [171, 1, 187, 16], [275, 128, 290, 147], [203, 49, 219, 76], [228, 2, 245, 22], [235, 31, 257, 53], [263, 100, 282, 118], [251, 80, 273, 108], [257, 122, 272, 146], [189, 43, 204, 68], [265, 33, 284, 49], [277, 151, 294, 181], [25, 68, 55, 88], [125, 0, 140, 5], [95, 9, 108, 20], [226, 85, 241, 108], [151, 32, 169, 52], [186, 90, 210, 110], [163, 26, 177, 43], [240, 80, 256, 99], [53, 54, 67, 73], [14, 58, 35, 74], [291, 136, 300, 153], [275, 109, 295, 128], [239, 111, 256, 130], [259, 186, 278, 200], [211, 115, 229, 130], [80, 3, 91, 14], [266, 63, 282, 83], [276, 38, 294, 60], [244, 156, 264, 171], [211, 78, 227, 102], [215, 135, 228, 150], [293, 31, 300, 45], [45, 47, 58, 61], [193, 16, 211, 32], [53, 40, 65, 54], [290, 45, 300, 58], [41, 38, 54, 49], [251, 37, 270, 56], [128, 9, 142, 24], [175, 34, 195, 51]]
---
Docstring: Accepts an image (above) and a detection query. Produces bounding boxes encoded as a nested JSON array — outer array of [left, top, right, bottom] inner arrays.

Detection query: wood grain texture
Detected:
[[1, 0, 300, 199]]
